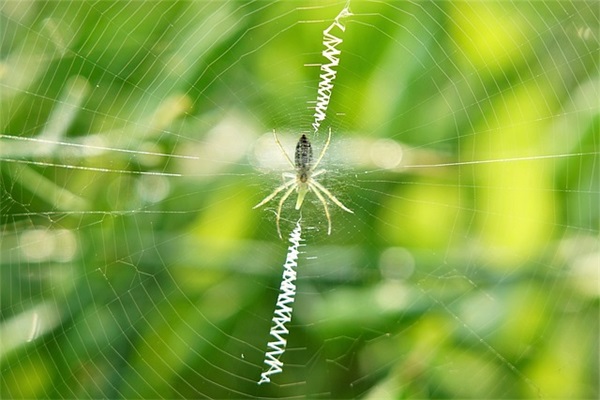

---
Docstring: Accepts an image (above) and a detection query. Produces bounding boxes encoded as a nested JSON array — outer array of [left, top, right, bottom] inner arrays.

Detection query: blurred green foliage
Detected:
[[1, 1, 598, 399]]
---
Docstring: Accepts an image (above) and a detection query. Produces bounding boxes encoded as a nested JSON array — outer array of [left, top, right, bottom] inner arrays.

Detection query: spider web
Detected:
[[1, 1, 598, 399]]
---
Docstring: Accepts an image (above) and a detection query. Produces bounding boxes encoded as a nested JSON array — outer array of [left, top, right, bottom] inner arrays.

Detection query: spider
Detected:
[[254, 128, 353, 238]]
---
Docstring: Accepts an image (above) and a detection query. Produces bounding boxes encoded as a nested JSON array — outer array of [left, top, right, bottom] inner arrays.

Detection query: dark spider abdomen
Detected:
[[295, 134, 313, 170]]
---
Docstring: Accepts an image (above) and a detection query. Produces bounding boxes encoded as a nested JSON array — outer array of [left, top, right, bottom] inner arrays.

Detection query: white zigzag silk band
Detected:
[[312, 6, 352, 133], [258, 220, 302, 385]]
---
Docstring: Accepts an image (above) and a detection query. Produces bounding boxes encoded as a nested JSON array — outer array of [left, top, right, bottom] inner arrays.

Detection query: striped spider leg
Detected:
[[254, 128, 353, 238]]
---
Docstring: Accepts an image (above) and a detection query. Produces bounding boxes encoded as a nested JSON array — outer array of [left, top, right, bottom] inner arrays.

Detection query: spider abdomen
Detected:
[[295, 134, 313, 170]]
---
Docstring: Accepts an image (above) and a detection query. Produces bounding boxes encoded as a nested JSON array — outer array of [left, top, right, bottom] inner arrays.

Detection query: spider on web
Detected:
[[254, 128, 353, 238]]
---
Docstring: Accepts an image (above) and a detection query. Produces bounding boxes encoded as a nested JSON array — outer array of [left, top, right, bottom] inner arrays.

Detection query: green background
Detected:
[[1, 1, 598, 398]]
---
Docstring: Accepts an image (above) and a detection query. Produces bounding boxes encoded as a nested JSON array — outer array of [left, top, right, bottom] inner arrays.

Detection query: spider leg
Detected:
[[309, 183, 332, 235], [276, 184, 297, 239], [310, 179, 353, 214], [311, 169, 326, 178], [253, 179, 295, 209], [273, 130, 295, 169], [312, 127, 332, 170]]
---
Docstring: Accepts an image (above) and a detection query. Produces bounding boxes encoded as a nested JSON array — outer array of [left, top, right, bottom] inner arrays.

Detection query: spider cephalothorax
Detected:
[[254, 128, 353, 238]]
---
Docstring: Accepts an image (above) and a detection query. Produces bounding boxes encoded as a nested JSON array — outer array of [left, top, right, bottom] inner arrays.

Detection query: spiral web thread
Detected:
[[311, 5, 352, 133], [258, 220, 303, 385]]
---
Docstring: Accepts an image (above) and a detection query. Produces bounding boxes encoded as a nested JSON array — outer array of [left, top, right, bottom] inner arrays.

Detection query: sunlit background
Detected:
[[1, 1, 598, 398]]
